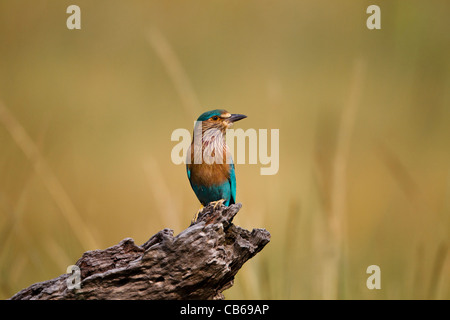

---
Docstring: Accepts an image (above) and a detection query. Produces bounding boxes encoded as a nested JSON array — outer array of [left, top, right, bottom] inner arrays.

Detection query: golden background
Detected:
[[0, 0, 449, 299]]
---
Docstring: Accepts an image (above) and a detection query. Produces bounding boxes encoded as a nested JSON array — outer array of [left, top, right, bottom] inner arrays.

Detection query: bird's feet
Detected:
[[210, 199, 226, 210], [191, 200, 226, 224], [191, 205, 204, 224]]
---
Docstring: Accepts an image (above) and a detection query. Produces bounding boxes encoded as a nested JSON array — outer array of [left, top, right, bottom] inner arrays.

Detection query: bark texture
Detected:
[[10, 203, 270, 300]]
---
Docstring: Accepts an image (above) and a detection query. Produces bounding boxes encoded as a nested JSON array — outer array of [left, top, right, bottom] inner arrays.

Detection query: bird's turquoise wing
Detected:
[[229, 161, 236, 205], [186, 163, 191, 180], [186, 164, 195, 192]]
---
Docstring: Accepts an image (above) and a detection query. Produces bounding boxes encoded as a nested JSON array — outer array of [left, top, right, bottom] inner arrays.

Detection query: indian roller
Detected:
[[186, 109, 247, 214]]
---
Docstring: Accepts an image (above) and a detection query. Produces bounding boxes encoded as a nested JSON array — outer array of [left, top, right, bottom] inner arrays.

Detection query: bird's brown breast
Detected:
[[188, 162, 230, 187], [188, 129, 231, 186]]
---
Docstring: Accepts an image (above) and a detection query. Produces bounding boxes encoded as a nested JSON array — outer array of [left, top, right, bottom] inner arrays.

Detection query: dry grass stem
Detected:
[[147, 28, 200, 119], [0, 100, 99, 250], [324, 59, 366, 299]]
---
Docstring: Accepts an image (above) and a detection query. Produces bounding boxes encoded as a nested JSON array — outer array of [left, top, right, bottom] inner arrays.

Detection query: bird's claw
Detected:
[[191, 206, 204, 224], [191, 200, 225, 224], [211, 199, 226, 210]]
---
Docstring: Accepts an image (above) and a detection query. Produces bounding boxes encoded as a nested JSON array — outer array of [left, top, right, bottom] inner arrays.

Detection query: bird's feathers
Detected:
[[196, 109, 228, 122], [229, 161, 236, 205], [187, 109, 243, 207]]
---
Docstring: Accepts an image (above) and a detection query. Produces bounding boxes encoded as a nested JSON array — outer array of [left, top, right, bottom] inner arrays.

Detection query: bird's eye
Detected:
[[211, 116, 219, 121]]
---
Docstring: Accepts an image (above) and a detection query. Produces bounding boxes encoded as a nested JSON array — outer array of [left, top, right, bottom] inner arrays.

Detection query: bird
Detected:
[[186, 109, 247, 218]]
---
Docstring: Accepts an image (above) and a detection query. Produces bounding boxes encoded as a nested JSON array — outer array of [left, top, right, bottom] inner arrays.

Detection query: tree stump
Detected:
[[10, 203, 270, 300]]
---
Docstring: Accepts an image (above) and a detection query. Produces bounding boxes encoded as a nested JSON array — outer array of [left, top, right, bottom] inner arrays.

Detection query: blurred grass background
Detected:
[[0, 0, 449, 299]]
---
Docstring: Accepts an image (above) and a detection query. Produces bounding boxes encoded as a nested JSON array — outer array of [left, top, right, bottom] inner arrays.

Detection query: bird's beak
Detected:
[[228, 114, 247, 123]]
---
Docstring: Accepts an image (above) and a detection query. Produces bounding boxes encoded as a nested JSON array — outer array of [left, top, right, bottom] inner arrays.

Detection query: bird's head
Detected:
[[195, 109, 247, 134]]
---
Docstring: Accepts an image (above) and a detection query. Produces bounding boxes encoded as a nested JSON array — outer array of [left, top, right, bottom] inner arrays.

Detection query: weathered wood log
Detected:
[[10, 203, 270, 300]]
